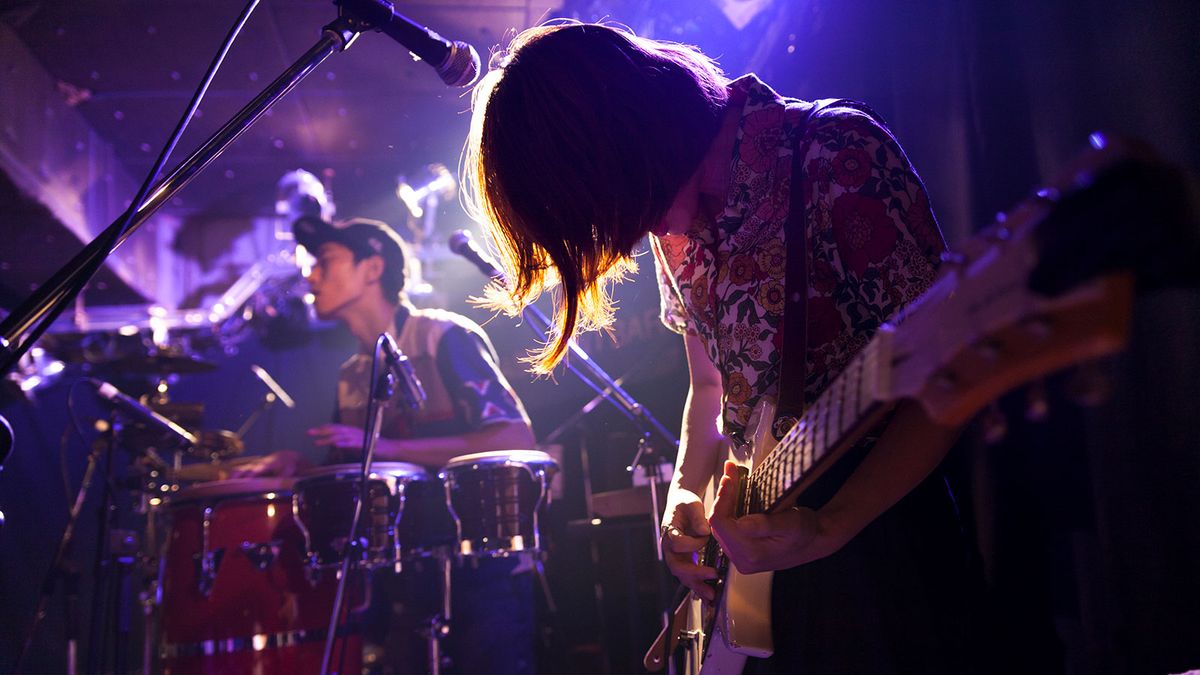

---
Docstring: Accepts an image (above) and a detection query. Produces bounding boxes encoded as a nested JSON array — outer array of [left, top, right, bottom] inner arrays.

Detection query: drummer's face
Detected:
[[307, 242, 371, 320]]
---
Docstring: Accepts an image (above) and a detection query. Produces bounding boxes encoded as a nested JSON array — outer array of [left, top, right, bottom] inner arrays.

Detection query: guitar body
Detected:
[[693, 403, 780, 673], [705, 565, 773, 667]]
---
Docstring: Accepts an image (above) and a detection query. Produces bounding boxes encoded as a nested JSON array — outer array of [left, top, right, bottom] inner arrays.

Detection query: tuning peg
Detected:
[[979, 401, 1008, 445], [1025, 380, 1050, 422], [1065, 361, 1114, 407]]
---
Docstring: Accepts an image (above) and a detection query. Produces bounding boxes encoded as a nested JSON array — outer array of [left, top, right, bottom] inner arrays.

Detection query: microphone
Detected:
[[250, 364, 296, 409], [88, 379, 199, 447], [448, 230, 506, 284], [379, 334, 426, 410], [338, 0, 481, 87]]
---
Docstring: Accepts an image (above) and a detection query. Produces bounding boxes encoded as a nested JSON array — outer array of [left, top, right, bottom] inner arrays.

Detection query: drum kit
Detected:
[[155, 452, 557, 675], [18, 344, 560, 675]]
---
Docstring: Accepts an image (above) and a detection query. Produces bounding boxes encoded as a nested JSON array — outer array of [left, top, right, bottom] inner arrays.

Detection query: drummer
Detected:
[[236, 215, 538, 674], [238, 215, 534, 474]]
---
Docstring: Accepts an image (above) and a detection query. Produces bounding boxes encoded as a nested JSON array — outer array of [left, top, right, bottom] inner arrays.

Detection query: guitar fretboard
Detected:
[[745, 331, 892, 515]]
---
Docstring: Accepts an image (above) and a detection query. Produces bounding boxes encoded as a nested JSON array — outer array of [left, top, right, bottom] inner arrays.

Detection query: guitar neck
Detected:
[[746, 329, 898, 515]]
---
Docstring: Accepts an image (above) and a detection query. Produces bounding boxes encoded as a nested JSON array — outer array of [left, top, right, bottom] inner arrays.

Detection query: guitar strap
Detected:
[[774, 98, 870, 440]]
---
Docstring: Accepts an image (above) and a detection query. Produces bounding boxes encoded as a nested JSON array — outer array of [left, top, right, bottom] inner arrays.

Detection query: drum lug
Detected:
[[239, 540, 282, 570], [193, 548, 224, 597]]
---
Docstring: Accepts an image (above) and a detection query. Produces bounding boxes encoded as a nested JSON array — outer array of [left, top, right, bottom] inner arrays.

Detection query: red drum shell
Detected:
[[159, 478, 362, 674]]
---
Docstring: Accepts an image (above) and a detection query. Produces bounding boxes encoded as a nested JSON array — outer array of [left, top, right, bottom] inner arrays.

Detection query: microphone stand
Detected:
[[518, 304, 678, 452], [318, 334, 404, 675], [0, 1, 406, 462]]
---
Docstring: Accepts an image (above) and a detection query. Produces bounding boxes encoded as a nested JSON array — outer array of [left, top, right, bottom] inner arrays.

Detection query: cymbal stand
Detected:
[[234, 390, 280, 439], [85, 419, 120, 675], [423, 551, 454, 675], [12, 424, 109, 675]]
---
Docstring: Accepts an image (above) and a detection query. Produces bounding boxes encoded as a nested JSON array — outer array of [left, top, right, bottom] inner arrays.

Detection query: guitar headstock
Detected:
[[882, 135, 1148, 426]]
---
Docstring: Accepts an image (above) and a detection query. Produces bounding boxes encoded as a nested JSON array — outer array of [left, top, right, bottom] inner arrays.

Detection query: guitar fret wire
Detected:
[[755, 340, 883, 513], [786, 435, 798, 488]]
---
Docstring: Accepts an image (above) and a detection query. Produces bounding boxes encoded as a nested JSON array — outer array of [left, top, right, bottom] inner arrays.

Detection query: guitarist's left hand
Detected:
[[709, 460, 835, 573]]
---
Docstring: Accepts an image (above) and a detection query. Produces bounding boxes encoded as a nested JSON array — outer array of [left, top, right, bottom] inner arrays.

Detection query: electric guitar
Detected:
[[644, 137, 1151, 674]]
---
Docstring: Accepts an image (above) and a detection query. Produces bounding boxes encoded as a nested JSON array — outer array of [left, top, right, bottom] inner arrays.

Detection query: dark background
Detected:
[[1, 1, 1197, 673]]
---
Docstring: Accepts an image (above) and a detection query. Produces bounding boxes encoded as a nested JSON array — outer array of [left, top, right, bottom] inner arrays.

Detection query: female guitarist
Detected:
[[465, 22, 977, 674]]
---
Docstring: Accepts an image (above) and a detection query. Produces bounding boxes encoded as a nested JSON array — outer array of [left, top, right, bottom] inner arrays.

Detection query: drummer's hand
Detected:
[[662, 490, 719, 602], [229, 450, 306, 478], [307, 424, 365, 451]]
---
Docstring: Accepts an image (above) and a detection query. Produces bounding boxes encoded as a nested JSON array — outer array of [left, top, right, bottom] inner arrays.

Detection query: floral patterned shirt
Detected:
[[652, 75, 946, 442]]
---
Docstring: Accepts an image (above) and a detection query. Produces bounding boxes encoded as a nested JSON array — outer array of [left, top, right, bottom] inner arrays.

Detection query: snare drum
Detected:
[[440, 450, 558, 556], [292, 463, 454, 568], [159, 478, 363, 674]]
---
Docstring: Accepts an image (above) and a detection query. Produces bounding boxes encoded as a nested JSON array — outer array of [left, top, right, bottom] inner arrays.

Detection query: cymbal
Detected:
[[95, 352, 217, 375], [169, 456, 259, 482], [186, 429, 245, 461]]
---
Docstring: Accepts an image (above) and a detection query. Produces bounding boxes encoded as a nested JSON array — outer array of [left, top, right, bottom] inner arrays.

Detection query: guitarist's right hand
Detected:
[[662, 491, 720, 601]]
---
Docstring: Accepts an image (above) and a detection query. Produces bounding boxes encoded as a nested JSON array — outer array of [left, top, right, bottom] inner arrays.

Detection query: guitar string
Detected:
[[748, 338, 879, 513]]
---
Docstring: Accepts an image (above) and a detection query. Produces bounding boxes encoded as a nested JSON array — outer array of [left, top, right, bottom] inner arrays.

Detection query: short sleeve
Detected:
[[435, 325, 529, 430], [805, 107, 946, 329], [651, 236, 693, 335]]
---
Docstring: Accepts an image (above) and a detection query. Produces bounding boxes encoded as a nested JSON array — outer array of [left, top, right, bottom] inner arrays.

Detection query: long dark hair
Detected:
[[464, 22, 727, 372]]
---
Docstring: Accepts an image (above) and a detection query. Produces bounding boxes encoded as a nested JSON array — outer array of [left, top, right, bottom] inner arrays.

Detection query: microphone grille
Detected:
[[439, 42, 481, 87]]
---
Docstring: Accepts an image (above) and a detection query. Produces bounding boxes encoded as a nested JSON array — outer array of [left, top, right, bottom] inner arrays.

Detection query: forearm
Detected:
[[372, 419, 536, 469], [812, 399, 961, 556], [671, 385, 725, 497], [664, 333, 727, 524]]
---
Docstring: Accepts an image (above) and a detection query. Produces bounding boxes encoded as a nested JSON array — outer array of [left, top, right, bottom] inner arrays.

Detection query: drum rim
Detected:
[[170, 477, 294, 503], [295, 461, 430, 481], [442, 449, 555, 470]]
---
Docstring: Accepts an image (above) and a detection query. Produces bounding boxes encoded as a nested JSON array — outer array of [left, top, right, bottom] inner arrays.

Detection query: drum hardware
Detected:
[[159, 478, 364, 673], [190, 428, 246, 462], [232, 363, 297, 441], [193, 506, 224, 597], [418, 550, 455, 675], [85, 417, 149, 675], [13, 423, 110, 675]]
